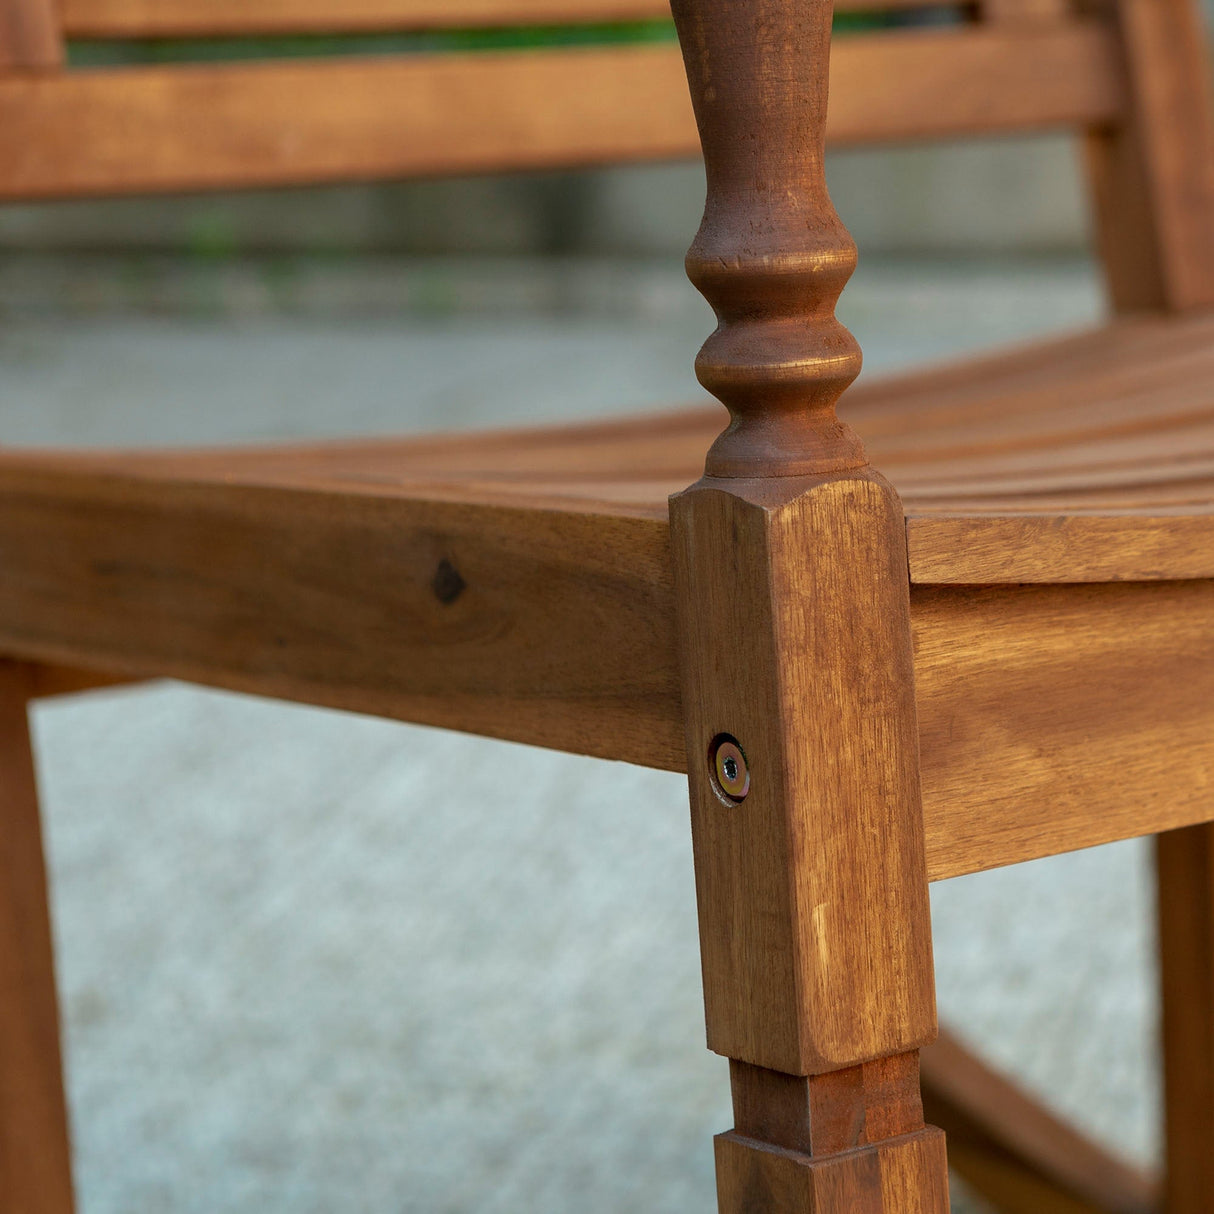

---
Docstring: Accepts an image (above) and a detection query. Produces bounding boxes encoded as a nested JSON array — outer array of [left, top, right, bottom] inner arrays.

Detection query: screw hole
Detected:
[[709, 734, 750, 803]]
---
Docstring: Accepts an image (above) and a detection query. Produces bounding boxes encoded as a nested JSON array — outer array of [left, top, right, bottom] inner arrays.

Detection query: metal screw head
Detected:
[[710, 735, 750, 803]]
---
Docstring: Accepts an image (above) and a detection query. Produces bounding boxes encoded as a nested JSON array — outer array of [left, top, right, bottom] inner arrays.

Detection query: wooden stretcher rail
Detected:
[[0, 466, 1208, 885], [56, 0, 955, 38], [0, 23, 1124, 199]]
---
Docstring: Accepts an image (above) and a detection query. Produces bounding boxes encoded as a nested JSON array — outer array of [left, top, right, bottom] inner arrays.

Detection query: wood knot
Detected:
[[431, 559, 466, 605]]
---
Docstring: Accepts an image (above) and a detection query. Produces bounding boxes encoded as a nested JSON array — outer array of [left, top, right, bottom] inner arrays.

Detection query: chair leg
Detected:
[[1157, 823, 1214, 1214], [672, 474, 950, 1212], [0, 661, 74, 1214]]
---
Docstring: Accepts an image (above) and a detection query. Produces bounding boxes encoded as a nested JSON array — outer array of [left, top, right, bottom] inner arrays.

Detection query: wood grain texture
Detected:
[[55, 0, 944, 36], [715, 1127, 949, 1214], [0, 0, 62, 70], [671, 475, 936, 1073], [16, 307, 1212, 586], [915, 580, 1214, 881], [921, 1029, 1156, 1214], [731, 1053, 925, 1157], [1086, 0, 1214, 311], [0, 461, 1211, 882], [0, 463, 686, 769], [1155, 823, 1214, 1214], [0, 661, 74, 1214], [0, 24, 1123, 200]]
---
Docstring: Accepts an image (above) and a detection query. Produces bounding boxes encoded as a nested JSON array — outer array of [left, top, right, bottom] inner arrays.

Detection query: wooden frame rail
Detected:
[[0, 467, 1207, 884], [55, 0, 961, 38], [0, 22, 1123, 199]]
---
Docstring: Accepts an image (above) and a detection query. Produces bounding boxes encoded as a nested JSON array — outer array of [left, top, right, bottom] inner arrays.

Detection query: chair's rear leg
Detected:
[[0, 660, 74, 1214], [1156, 823, 1214, 1214]]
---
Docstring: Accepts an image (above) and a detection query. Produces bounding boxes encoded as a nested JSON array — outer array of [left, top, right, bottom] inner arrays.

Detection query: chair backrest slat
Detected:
[[1086, 0, 1214, 311], [56, 0, 935, 38], [0, 22, 1124, 201], [3, 0, 1213, 315], [59, 0, 675, 37]]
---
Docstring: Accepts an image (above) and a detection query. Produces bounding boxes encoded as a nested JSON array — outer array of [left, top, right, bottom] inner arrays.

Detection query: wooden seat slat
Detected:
[[0, 441, 1210, 886], [0, 23, 1124, 200]]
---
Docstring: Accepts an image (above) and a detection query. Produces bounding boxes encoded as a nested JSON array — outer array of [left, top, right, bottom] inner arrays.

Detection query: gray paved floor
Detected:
[[3, 254, 1160, 1212]]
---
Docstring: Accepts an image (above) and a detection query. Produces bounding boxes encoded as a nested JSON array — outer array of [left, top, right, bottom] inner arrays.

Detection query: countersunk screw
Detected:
[[710, 734, 750, 803]]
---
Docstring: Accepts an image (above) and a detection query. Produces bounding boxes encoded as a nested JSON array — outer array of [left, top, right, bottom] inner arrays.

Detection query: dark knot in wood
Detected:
[[431, 558, 466, 605]]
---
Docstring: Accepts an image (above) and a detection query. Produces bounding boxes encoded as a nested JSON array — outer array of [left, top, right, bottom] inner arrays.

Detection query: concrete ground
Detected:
[[1, 253, 1160, 1212]]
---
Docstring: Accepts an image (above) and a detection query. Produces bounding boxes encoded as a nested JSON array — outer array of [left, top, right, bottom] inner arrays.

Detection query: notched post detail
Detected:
[[670, 0, 866, 478], [669, 0, 948, 1207]]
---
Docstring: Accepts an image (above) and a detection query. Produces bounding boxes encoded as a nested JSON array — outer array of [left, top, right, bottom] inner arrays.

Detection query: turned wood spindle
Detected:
[[670, 0, 866, 478]]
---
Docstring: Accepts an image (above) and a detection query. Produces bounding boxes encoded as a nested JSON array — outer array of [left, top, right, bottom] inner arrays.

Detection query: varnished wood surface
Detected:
[[55, 0, 954, 36], [1086, 0, 1214, 311], [715, 1127, 950, 1213], [0, 469, 682, 769], [16, 309, 1213, 584], [0, 461, 1210, 882], [671, 0, 866, 477], [0, 0, 61, 70], [1155, 824, 1214, 1214], [0, 23, 1123, 200], [671, 475, 935, 1073], [915, 579, 1214, 881], [0, 662, 75, 1214]]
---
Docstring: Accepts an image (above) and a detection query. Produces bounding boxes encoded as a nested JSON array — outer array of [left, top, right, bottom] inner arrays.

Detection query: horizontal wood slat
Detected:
[[0, 464, 1209, 883], [0, 24, 1124, 199], [56, 0, 950, 38]]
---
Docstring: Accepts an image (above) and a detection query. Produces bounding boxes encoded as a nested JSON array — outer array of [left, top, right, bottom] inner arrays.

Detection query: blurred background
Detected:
[[3, 8, 1206, 1212]]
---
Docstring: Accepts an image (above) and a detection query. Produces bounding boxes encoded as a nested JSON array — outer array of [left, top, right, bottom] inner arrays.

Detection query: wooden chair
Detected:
[[2, 0, 1213, 1209]]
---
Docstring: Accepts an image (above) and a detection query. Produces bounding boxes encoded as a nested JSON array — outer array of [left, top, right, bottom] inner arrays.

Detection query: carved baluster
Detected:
[[671, 0, 866, 478], [669, 1, 949, 1210]]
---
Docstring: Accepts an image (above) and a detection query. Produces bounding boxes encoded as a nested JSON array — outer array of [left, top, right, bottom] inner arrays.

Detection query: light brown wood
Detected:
[[58, 0, 677, 35], [921, 1030, 1156, 1214], [1085, 0, 1214, 311], [671, 476, 937, 1073], [0, 23, 1123, 200], [0, 0, 62, 70], [55, 0, 944, 37], [0, 463, 684, 769], [978, 0, 1070, 27], [715, 1126, 949, 1213], [915, 579, 1214, 881], [669, 0, 947, 1200], [1156, 823, 1214, 1214], [3, 0, 1214, 1202], [0, 661, 75, 1214], [0, 465, 1212, 885], [7, 307, 1209, 587]]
